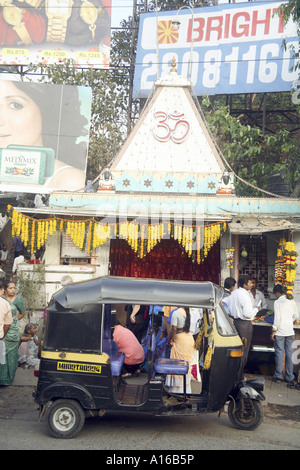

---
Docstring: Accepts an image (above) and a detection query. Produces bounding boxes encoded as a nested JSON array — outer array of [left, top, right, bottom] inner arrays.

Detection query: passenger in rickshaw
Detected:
[[128, 305, 149, 343], [189, 308, 203, 383], [113, 321, 145, 378], [189, 308, 203, 340], [165, 307, 194, 394], [159, 306, 174, 343], [149, 305, 163, 333], [141, 306, 167, 371]]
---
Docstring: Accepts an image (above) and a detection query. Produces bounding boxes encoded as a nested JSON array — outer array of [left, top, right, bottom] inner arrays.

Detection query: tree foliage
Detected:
[[148, 0, 216, 11], [17, 264, 45, 318], [200, 96, 297, 196]]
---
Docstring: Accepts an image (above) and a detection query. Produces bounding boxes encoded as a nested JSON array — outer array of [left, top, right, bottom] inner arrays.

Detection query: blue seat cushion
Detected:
[[154, 358, 189, 375], [110, 351, 125, 376], [102, 339, 125, 376]]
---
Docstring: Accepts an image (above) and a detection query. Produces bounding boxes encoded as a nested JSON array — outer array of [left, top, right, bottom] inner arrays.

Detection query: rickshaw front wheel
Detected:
[[47, 399, 86, 439], [228, 398, 264, 431]]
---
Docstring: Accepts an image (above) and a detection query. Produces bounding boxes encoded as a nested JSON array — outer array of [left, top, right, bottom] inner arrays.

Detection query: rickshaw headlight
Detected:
[[228, 349, 243, 358]]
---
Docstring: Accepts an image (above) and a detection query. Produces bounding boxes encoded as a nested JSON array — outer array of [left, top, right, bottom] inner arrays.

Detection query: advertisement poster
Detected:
[[0, 0, 111, 67], [133, 1, 299, 98], [0, 79, 92, 193]]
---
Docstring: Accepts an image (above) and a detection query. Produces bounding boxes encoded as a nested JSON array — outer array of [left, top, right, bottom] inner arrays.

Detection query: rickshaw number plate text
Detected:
[[57, 362, 102, 374]]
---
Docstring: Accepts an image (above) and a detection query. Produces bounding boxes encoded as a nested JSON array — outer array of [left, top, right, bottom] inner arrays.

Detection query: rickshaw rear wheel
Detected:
[[47, 399, 86, 439], [228, 398, 264, 431]]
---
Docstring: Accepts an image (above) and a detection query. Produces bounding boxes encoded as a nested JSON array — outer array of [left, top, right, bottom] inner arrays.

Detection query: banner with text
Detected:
[[0, 0, 111, 67], [0, 79, 91, 194], [133, 1, 299, 98]]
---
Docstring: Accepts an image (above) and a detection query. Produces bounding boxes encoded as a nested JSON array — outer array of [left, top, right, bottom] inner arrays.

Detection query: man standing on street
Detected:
[[271, 284, 299, 384], [224, 275, 260, 370]]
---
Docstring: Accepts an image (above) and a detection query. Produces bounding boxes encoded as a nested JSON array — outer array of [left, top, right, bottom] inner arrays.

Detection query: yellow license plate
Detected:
[[57, 362, 102, 374]]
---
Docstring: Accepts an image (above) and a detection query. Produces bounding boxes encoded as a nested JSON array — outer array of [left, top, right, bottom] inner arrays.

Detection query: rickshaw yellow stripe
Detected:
[[41, 350, 109, 364]]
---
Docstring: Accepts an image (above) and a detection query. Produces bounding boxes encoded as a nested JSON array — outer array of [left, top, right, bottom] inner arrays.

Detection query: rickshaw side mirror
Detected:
[[207, 324, 213, 335]]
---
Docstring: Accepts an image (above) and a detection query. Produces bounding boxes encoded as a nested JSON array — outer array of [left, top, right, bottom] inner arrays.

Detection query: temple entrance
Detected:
[[109, 238, 220, 283]]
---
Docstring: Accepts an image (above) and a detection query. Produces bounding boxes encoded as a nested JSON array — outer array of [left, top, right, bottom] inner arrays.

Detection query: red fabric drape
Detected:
[[109, 238, 220, 283]]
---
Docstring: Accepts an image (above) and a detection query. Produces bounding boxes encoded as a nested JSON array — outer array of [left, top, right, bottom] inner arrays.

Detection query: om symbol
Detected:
[[153, 111, 190, 144]]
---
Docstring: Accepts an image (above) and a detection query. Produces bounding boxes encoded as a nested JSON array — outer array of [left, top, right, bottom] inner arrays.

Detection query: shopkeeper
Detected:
[[249, 277, 268, 310]]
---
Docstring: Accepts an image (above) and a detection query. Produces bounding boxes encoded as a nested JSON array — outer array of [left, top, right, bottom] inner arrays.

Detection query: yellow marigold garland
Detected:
[[6, 205, 226, 261], [282, 241, 298, 299], [203, 344, 213, 370], [275, 238, 286, 285]]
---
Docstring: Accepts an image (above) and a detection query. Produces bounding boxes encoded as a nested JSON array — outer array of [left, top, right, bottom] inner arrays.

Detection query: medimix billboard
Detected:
[[0, 79, 91, 193], [0, 0, 111, 67], [133, 1, 299, 98]]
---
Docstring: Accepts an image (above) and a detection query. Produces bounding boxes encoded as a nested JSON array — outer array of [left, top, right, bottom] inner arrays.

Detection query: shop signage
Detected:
[[133, 1, 299, 98]]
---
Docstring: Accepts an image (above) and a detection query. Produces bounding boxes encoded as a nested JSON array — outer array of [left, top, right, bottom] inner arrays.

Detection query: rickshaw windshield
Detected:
[[215, 302, 236, 336], [43, 301, 102, 352]]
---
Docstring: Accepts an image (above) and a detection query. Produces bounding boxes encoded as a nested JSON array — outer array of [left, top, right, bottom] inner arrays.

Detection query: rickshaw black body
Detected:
[[33, 276, 265, 438]]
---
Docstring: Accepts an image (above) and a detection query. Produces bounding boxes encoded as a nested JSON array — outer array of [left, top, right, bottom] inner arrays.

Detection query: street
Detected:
[[0, 370, 299, 451]]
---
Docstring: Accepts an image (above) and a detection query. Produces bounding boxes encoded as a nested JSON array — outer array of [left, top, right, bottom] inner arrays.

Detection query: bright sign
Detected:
[[133, 2, 299, 98]]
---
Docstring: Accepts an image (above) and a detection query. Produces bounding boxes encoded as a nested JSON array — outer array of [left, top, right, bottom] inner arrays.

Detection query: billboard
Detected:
[[133, 1, 299, 98], [0, 0, 111, 67], [0, 79, 91, 193]]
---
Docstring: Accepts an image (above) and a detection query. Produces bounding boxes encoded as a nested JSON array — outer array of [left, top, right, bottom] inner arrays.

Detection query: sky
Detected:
[[109, 0, 272, 28], [111, 0, 134, 27]]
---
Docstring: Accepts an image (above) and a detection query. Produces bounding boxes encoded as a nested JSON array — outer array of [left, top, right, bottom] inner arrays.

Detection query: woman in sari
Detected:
[[165, 307, 195, 394], [0, 290, 19, 385], [2, 281, 27, 322]]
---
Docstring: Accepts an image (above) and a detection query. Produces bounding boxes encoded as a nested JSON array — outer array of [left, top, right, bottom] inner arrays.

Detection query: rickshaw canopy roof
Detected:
[[53, 276, 224, 313]]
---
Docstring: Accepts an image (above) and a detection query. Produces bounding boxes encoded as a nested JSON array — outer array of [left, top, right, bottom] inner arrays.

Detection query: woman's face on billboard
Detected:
[[0, 80, 43, 148]]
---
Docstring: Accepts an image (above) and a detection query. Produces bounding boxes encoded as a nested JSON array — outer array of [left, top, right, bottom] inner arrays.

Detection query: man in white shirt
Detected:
[[249, 277, 268, 310], [12, 253, 26, 276], [271, 284, 299, 384], [34, 194, 45, 208], [224, 277, 236, 294], [224, 275, 260, 369]]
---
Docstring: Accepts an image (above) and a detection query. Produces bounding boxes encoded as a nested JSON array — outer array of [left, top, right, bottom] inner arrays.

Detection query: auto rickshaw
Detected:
[[33, 276, 265, 438]]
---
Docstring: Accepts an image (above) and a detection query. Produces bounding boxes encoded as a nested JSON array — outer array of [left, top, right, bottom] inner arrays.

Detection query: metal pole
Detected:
[[188, 7, 194, 80], [127, 0, 138, 135], [155, 0, 160, 79], [172, 5, 194, 80]]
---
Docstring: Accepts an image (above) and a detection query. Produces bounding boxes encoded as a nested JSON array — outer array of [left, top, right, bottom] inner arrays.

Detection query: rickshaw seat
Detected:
[[153, 358, 189, 401], [102, 339, 125, 376], [150, 333, 189, 400], [150, 333, 189, 375], [153, 358, 189, 375]]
